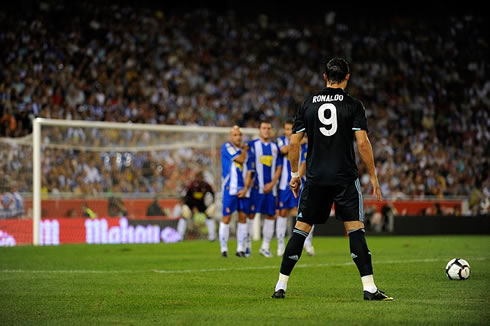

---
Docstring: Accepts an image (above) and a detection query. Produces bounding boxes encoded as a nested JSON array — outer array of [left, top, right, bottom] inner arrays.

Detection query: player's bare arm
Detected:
[[281, 120, 293, 155], [264, 165, 282, 194], [233, 144, 248, 164], [288, 131, 304, 198], [354, 130, 382, 201], [299, 160, 306, 178], [237, 170, 253, 198], [280, 144, 289, 155]]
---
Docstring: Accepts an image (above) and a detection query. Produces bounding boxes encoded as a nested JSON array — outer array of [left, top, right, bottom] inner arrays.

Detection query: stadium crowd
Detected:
[[0, 2, 488, 212]]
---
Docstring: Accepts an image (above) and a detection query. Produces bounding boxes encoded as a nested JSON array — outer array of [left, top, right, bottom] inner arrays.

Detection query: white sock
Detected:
[[246, 218, 254, 250], [361, 274, 377, 293], [219, 222, 230, 253], [304, 225, 314, 248], [236, 222, 247, 252], [275, 216, 288, 252], [261, 219, 275, 251], [205, 219, 216, 241], [177, 218, 187, 239], [275, 273, 289, 292]]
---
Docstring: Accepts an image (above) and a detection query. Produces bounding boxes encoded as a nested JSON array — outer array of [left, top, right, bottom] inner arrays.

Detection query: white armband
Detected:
[[291, 171, 299, 178]]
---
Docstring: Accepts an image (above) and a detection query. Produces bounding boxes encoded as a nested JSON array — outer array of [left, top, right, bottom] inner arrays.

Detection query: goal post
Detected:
[[32, 117, 41, 246], [31, 118, 259, 245]]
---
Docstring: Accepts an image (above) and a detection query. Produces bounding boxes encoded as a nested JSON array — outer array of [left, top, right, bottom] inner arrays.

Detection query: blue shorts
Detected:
[[240, 196, 253, 215], [250, 187, 276, 216], [222, 191, 248, 216], [277, 188, 298, 210]]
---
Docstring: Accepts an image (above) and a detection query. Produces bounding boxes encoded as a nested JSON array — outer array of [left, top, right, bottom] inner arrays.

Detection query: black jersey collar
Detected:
[[323, 87, 345, 93]]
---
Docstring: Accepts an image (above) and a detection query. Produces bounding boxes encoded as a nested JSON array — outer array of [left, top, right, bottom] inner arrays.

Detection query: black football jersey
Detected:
[[292, 87, 368, 186]]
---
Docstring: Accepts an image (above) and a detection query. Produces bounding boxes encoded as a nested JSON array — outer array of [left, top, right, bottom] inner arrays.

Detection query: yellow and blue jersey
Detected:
[[221, 142, 245, 196], [248, 138, 282, 196]]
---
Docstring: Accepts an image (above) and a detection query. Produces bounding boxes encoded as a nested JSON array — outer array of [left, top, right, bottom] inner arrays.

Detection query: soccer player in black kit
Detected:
[[272, 58, 393, 301]]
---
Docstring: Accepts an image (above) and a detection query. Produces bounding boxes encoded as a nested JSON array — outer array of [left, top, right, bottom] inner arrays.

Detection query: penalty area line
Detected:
[[0, 269, 139, 274], [151, 257, 488, 274], [1, 257, 487, 274]]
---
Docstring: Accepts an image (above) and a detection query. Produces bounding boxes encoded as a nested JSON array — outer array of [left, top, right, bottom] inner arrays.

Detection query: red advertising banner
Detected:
[[0, 217, 181, 246], [21, 198, 181, 219], [0, 219, 30, 246], [363, 199, 461, 215], [19, 198, 461, 219], [1, 199, 462, 246]]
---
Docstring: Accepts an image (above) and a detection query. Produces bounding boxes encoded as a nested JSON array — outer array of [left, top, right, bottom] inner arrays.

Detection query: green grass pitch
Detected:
[[1, 235, 489, 325]]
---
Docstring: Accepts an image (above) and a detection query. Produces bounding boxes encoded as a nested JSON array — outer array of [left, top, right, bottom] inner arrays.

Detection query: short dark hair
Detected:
[[259, 119, 272, 128], [284, 119, 294, 126], [325, 58, 350, 84]]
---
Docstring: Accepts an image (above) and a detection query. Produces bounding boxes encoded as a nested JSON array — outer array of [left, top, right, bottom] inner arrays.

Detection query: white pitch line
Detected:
[[152, 257, 489, 274], [0, 269, 138, 274], [1, 257, 487, 274]]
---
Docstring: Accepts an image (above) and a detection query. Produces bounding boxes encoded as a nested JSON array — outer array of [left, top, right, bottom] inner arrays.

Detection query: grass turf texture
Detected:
[[1, 235, 489, 325]]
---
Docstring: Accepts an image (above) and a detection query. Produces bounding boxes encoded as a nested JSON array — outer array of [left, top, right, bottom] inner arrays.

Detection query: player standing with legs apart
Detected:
[[219, 126, 250, 257], [276, 119, 306, 257], [248, 120, 282, 258], [272, 58, 393, 301]]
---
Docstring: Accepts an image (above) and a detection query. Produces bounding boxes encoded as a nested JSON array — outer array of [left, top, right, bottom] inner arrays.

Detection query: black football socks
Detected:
[[349, 228, 373, 277], [280, 228, 309, 276]]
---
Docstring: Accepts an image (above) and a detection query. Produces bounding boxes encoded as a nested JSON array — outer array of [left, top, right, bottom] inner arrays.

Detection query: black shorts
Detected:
[[296, 178, 364, 225]]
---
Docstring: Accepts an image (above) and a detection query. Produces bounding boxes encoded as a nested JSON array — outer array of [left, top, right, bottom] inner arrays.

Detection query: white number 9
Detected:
[[318, 103, 338, 136]]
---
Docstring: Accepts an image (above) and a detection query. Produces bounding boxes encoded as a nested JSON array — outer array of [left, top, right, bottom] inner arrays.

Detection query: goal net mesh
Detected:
[[0, 120, 257, 245], [0, 136, 32, 246]]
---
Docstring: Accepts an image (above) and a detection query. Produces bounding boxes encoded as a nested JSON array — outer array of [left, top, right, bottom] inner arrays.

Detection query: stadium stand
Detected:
[[0, 1, 488, 213]]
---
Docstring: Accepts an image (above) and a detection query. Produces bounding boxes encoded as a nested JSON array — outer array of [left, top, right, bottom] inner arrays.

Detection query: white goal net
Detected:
[[0, 118, 258, 245]]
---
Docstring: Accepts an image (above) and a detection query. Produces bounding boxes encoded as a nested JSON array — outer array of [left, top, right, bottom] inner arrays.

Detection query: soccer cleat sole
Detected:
[[271, 289, 285, 299]]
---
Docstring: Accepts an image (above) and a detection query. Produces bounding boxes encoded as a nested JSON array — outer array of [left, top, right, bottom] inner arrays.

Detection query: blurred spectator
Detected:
[[65, 208, 77, 218], [0, 183, 25, 219], [380, 203, 396, 232], [108, 196, 128, 217], [107, 183, 129, 217], [363, 205, 377, 231], [452, 205, 461, 216], [369, 210, 384, 233], [146, 197, 166, 217], [433, 203, 444, 216], [469, 184, 483, 215], [82, 202, 97, 219]]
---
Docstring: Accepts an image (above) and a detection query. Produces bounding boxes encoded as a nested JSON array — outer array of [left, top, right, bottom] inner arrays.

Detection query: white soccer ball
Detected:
[[446, 258, 471, 280]]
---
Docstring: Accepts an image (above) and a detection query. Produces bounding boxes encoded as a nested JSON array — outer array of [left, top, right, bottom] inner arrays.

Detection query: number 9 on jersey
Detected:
[[318, 103, 338, 136]]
